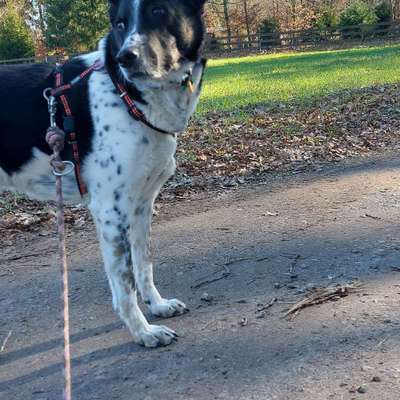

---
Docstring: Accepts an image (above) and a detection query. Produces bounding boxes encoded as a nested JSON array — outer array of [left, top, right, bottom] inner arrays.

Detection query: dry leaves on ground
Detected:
[[177, 84, 400, 185], [1, 84, 400, 236]]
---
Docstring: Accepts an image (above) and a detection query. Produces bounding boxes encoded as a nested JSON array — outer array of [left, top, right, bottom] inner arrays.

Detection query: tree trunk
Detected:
[[223, 0, 232, 49], [37, 1, 46, 37], [243, 0, 252, 46]]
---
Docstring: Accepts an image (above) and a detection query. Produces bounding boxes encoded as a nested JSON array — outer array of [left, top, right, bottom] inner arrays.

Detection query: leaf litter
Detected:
[[1, 84, 400, 242]]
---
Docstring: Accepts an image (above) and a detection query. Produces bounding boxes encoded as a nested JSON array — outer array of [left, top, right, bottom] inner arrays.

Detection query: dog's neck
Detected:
[[102, 38, 204, 134], [132, 62, 204, 133]]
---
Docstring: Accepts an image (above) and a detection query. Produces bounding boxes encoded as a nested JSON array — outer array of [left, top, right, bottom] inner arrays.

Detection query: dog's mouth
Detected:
[[118, 65, 151, 81], [118, 60, 197, 88], [123, 69, 150, 80], [117, 53, 168, 82], [117, 55, 182, 83]]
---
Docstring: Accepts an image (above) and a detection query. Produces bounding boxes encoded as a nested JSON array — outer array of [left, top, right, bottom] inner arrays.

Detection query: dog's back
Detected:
[[0, 60, 96, 201], [0, 64, 53, 174]]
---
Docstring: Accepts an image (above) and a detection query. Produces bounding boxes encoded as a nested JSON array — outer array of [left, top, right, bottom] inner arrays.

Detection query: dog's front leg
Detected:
[[130, 200, 188, 318], [91, 206, 177, 347]]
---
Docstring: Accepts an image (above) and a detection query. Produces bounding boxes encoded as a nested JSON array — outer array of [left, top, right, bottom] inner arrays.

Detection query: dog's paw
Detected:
[[136, 324, 178, 348], [150, 298, 189, 318]]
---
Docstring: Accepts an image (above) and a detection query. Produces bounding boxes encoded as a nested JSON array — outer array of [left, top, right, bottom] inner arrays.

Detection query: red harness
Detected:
[[49, 59, 174, 196]]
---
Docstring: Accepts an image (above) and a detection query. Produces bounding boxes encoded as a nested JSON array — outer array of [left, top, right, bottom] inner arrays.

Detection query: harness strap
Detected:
[[54, 68, 88, 196], [48, 59, 176, 196], [111, 79, 174, 136], [51, 60, 103, 98]]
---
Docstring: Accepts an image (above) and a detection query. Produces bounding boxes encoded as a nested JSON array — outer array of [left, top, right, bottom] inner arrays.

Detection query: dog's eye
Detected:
[[116, 21, 126, 31], [152, 6, 166, 17]]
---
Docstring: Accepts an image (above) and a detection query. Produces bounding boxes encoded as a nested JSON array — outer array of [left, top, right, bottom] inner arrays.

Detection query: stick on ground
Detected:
[[0, 330, 12, 353], [284, 283, 362, 318]]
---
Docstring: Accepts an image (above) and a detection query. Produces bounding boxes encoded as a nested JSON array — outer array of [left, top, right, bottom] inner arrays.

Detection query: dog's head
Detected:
[[108, 0, 207, 81]]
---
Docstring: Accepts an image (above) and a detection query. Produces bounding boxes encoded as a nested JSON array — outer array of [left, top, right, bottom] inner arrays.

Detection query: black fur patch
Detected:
[[107, 0, 207, 80], [1, 1, 206, 179], [0, 59, 94, 174]]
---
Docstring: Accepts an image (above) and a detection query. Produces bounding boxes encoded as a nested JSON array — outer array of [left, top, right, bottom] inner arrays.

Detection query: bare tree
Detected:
[[223, 0, 232, 47], [243, 0, 252, 43]]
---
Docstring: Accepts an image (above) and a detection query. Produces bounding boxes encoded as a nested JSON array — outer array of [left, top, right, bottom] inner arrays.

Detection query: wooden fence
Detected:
[[206, 21, 400, 55], [0, 55, 62, 65], [0, 21, 399, 65]]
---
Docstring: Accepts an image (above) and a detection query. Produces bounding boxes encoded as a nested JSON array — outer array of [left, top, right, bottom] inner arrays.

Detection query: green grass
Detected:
[[199, 44, 400, 114]]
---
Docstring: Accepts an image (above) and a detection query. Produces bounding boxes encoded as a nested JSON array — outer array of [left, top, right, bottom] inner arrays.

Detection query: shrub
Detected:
[[339, 1, 378, 39], [375, 2, 393, 23], [339, 1, 378, 26], [374, 2, 393, 36], [0, 2, 35, 60], [315, 7, 338, 31], [44, 0, 109, 53], [259, 18, 281, 49], [314, 6, 338, 42]]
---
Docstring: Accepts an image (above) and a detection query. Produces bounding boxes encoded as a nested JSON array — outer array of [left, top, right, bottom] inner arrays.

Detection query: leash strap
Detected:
[[45, 128, 73, 400], [56, 172, 73, 400]]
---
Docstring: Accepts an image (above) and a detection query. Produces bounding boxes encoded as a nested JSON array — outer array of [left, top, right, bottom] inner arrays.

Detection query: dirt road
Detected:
[[1, 153, 400, 400]]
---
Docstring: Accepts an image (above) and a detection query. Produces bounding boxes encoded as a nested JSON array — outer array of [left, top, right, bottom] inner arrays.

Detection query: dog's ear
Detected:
[[108, 0, 120, 8], [108, 0, 119, 20]]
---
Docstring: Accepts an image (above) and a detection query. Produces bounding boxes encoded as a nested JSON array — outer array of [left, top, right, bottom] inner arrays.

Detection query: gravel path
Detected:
[[1, 153, 400, 400]]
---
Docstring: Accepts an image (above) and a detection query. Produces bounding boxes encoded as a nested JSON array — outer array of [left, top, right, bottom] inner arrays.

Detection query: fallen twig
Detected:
[[224, 258, 251, 267], [284, 283, 362, 318], [0, 330, 12, 353], [376, 336, 389, 349], [0, 250, 52, 263], [0, 268, 13, 277], [257, 297, 278, 313], [191, 266, 231, 289], [289, 255, 302, 275], [364, 214, 382, 221]]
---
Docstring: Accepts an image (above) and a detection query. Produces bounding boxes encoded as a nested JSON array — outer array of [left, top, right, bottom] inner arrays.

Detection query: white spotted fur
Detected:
[[0, 148, 80, 203], [1, 41, 203, 347], [82, 48, 203, 347]]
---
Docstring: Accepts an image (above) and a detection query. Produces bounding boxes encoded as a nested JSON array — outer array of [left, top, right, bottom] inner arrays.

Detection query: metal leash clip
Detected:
[[43, 88, 76, 177], [52, 161, 75, 177], [43, 88, 57, 128]]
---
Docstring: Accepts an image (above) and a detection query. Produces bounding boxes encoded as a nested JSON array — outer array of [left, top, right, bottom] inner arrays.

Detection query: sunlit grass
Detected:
[[199, 44, 400, 114]]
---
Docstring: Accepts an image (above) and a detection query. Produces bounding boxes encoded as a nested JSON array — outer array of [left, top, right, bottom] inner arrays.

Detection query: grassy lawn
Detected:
[[199, 44, 400, 114]]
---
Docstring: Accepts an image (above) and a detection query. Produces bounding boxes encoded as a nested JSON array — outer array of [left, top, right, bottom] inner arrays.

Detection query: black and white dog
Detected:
[[0, 0, 207, 347]]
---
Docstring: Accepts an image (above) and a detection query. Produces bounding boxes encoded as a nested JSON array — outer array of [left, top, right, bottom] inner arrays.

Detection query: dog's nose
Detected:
[[116, 49, 138, 68]]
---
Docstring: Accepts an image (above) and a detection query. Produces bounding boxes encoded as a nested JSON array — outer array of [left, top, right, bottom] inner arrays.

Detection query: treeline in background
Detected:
[[0, 0, 398, 60]]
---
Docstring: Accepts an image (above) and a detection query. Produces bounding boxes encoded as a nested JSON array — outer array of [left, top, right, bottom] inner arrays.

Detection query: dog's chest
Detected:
[[84, 72, 177, 204]]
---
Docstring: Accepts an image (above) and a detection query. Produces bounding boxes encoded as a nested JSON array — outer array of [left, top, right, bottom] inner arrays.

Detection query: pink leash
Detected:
[[44, 91, 75, 400]]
